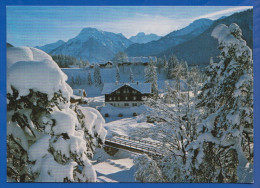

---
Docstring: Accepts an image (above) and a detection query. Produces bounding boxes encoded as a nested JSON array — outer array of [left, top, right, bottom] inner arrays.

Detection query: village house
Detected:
[[99, 61, 113, 68], [117, 56, 157, 66], [101, 82, 152, 107]]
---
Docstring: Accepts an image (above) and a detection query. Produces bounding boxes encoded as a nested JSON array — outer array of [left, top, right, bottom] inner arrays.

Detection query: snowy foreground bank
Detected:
[[93, 149, 136, 182], [7, 47, 107, 182]]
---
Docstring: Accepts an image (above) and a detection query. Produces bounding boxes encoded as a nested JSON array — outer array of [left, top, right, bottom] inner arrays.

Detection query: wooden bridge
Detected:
[[104, 134, 168, 157]]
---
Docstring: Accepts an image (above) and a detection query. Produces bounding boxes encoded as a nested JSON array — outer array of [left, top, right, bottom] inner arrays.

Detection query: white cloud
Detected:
[[79, 7, 252, 38], [82, 14, 190, 38], [194, 6, 252, 20]]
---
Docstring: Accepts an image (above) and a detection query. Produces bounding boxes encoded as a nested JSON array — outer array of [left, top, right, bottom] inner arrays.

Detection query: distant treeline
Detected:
[[51, 54, 89, 68]]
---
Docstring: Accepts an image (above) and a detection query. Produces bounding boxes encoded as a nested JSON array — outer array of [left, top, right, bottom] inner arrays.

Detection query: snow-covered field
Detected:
[[61, 66, 179, 98], [104, 116, 153, 137]]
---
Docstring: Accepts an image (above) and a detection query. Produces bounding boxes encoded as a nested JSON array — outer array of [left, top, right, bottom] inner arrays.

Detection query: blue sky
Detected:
[[7, 6, 252, 47]]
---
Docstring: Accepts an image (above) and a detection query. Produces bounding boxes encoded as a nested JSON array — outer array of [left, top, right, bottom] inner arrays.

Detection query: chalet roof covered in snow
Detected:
[[126, 56, 157, 63], [101, 82, 152, 94]]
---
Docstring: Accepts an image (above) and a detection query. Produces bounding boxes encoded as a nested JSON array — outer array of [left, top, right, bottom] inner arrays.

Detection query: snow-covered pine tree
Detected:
[[71, 76, 75, 86], [180, 60, 188, 80], [113, 51, 128, 66], [156, 58, 164, 74], [197, 57, 219, 115], [7, 47, 106, 182], [163, 55, 168, 73], [116, 65, 120, 83], [94, 64, 102, 86], [79, 58, 83, 68], [145, 61, 158, 96], [193, 23, 253, 183], [134, 155, 163, 182], [135, 73, 200, 182], [75, 75, 82, 85], [187, 66, 201, 98], [129, 67, 134, 83], [84, 60, 90, 68], [87, 71, 93, 85], [167, 55, 179, 79]]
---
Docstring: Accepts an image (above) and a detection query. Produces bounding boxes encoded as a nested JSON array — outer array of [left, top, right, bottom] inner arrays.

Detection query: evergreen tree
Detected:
[[145, 62, 158, 96], [94, 64, 102, 86], [134, 155, 163, 182], [163, 55, 168, 73], [87, 71, 93, 85], [167, 55, 179, 79], [156, 58, 164, 74], [7, 47, 106, 182], [180, 60, 188, 79], [193, 23, 253, 183], [188, 66, 201, 98], [113, 52, 128, 66], [75, 75, 82, 85], [116, 65, 120, 83], [129, 67, 134, 83]]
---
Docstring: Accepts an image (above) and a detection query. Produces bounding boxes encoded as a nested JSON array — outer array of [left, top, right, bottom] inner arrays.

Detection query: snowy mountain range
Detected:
[[157, 9, 253, 66], [35, 19, 213, 63], [37, 28, 133, 63], [35, 9, 252, 66], [124, 18, 213, 57], [129, 32, 161, 44]]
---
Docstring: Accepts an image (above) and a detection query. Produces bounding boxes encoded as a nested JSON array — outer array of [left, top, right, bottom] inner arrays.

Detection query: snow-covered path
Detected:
[[94, 158, 136, 182], [91, 107, 157, 182]]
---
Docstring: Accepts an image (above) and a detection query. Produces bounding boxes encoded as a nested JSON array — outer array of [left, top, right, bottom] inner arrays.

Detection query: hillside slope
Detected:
[[125, 18, 213, 57], [36, 40, 65, 54], [157, 9, 253, 66]]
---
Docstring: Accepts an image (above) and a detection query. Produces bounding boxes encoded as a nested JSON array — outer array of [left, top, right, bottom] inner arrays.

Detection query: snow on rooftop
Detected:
[[101, 82, 152, 95], [125, 57, 157, 63]]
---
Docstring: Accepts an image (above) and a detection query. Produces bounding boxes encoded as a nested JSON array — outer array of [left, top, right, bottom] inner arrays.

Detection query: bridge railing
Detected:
[[109, 136, 164, 153], [106, 135, 165, 156], [111, 133, 164, 147]]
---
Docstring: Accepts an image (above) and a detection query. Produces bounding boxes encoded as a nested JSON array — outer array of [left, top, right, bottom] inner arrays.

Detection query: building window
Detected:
[[116, 90, 120, 94], [118, 97, 120, 100], [124, 103, 129, 106], [114, 97, 116, 100], [132, 90, 137, 94], [109, 97, 112, 101], [133, 96, 136, 100], [125, 96, 128, 100], [133, 103, 137, 106]]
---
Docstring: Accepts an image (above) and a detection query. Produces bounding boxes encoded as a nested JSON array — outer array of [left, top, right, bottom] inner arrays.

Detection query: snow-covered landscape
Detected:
[[6, 6, 253, 183]]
